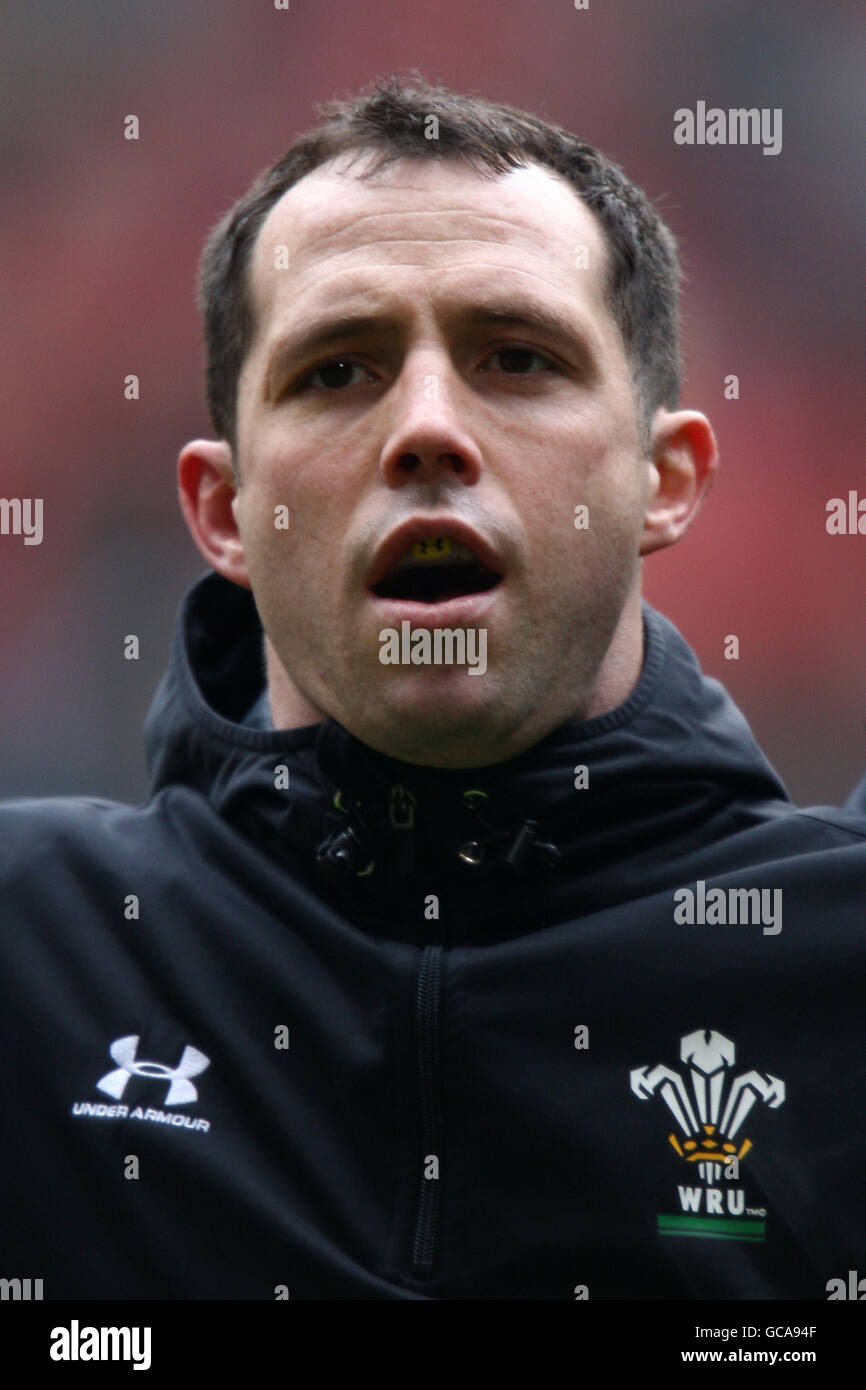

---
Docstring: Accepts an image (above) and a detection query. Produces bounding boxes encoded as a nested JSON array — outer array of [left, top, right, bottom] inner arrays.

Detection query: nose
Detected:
[[378, 357, 483, 488]]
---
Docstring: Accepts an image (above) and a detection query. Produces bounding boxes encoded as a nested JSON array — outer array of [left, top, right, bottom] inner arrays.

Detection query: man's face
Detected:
[[231, 154, 654, 766]]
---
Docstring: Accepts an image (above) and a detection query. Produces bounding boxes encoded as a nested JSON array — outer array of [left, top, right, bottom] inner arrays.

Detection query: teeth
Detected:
[[393, 536, 478, 571]]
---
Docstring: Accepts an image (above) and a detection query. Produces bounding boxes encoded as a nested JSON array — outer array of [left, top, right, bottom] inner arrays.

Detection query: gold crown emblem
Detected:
[[668, 1123, 753, 1164]]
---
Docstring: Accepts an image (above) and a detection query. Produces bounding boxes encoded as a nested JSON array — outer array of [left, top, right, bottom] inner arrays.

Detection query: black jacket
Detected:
[[2, 571, 864, 1300]]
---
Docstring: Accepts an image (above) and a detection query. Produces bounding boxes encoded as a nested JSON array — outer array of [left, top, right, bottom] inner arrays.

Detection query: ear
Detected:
[[177, 438, 251, 589], [639, 409, 718, 556]]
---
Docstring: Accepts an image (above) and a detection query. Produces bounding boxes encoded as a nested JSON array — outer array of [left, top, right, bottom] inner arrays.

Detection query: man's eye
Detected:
[[481, 346, 553, 375], [301, 358, 373, 390], [294, 347, 554, 393]]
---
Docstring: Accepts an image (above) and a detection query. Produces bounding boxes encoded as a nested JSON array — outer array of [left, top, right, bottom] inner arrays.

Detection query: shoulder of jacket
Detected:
[[0, 790, 196, 877], [789, 805, 866, 846]]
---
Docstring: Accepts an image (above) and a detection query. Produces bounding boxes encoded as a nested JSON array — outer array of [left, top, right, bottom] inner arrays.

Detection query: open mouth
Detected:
[[372, 560, 503, 604]]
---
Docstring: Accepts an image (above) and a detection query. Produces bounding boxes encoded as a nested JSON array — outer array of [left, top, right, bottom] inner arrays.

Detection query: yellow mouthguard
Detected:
[[411, 536, 452, 560]]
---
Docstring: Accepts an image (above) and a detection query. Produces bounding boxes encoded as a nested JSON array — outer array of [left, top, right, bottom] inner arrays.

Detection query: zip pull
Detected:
[[502, 818, 561, 870], [389, 783, 418, 873], [458, 787, 495, 867], [316, 824, 373, 880], [389, 783, 417, 830], [315, 789, 375, 880], [459, 791, 562, 872]]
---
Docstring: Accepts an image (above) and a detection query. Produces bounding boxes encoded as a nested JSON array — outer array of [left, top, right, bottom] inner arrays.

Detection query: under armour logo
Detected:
[[96, 1035, 210, 1106]]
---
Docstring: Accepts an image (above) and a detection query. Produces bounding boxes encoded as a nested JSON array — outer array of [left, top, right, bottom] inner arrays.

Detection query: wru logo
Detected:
[[97, 1035, 210, 1106], [630, 1028, 784, 1168]]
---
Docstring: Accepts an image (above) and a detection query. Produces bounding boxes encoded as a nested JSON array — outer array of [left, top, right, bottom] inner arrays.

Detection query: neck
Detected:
[[263, 638, 327, 730]]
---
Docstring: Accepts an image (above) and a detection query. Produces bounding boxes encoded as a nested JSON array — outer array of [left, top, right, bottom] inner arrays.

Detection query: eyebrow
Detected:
[[263, 296, 597, 397]]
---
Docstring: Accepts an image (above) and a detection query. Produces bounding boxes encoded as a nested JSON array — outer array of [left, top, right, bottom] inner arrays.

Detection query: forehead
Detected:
[[244, 154, 614, 352]]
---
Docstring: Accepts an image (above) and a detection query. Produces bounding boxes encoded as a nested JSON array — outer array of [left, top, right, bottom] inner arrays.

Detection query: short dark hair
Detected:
[[197, 72, 682, 462]]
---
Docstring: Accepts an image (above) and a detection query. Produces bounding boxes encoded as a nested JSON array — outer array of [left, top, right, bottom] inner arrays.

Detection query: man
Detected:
[[2, 76, 864, 1300]]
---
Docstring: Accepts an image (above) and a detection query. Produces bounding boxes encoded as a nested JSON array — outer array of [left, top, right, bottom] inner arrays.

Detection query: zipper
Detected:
[[411, 943, 443, 1275]]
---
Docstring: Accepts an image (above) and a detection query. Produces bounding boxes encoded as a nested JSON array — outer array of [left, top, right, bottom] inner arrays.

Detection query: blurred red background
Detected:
[[1, 0, 864, 805]]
